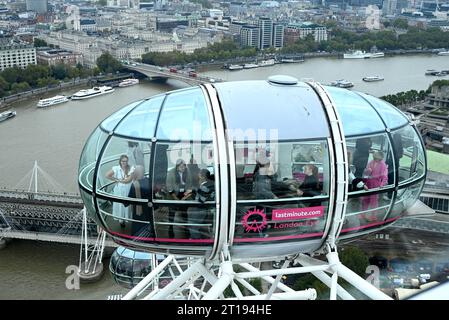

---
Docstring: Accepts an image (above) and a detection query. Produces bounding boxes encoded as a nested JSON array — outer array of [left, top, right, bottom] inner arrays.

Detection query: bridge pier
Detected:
[[78, 261, 104, 283]]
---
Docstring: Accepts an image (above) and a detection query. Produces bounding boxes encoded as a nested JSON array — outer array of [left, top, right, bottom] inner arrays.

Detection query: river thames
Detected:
[[0, 53, 448, 299]]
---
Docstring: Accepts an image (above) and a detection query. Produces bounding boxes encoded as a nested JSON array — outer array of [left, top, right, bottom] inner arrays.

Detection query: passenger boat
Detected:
[[280, 58, 304, 63], [228, 64, 243, 70], [369, 52, 385, 58], [0, 110, 16, 122], [330, 79, 354, 88], [243, 63, 259, 69], [343, 50, 370, 59], [71, 86, 115, 100], [258, 59, 275, 67], [343, 50, 385, 59], [425, 69, 445, 76], [362, 76, 384, 82], [118, 78, 139, 87], [37, 95, 69, 108]]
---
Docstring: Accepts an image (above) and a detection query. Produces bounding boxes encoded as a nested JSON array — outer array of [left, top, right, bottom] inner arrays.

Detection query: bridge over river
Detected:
[[124, 63, 222, 86]]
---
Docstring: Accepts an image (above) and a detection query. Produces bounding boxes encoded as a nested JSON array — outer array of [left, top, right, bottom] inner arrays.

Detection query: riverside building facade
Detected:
[[0, 43, 36, 71]]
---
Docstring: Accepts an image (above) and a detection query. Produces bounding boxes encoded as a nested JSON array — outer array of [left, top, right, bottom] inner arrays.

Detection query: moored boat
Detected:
[[37, 95, 69, 108], [280, 58, 304, 63], [118, 78, 139, 87], [0, 110, 16, 122], [343, 50, 384, 59], [437, 51, 449, 56], [330, 79, 354, 88], [243, 63, 259, 69], [72, 86, 115, 100], [228, 64, 243, 70], [343, 50, 370, 59], [362, 76, 384, 82], [258, 59, 275, 67]]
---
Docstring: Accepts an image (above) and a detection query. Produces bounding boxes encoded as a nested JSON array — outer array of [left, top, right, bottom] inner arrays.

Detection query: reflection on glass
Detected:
[[79, 127, 108, 190], [235, 140, 329, 200], [389, 180, 424, 219], [346, 133, 395, 194], [152, 142, 214, 201], [393, 126, 425, 184], [325, 86, 385, 136], [156, 88, 211, 141], [341, 190, 393, 234], [357, 93, 409, 129], [114, 96, 164, 139], [100, 100, 144, 131]]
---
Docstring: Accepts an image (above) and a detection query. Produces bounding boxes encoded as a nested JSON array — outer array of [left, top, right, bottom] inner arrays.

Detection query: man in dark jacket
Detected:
[[187, 169, 215, 239], [127, 166, 154, 238]]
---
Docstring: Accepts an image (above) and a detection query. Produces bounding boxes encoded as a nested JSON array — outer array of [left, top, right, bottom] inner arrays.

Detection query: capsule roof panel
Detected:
[[214, 80, 331, 141], [324, 86, 409, 136]]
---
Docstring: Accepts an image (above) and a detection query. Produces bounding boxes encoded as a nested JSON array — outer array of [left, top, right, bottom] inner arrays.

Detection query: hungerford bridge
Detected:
[[1, 162, 449, 248]]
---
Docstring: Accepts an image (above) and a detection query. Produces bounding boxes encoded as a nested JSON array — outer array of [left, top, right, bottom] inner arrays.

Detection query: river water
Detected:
[[0, 54, 448, 299]]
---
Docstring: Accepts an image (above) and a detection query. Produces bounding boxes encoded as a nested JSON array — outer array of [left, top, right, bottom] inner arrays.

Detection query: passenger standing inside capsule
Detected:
[[166, 159, 193, 238], [362, 151, 388, 219], [127, 141, 145, 168], [187, 169, 215, 239], [127, 165, 154, 238], [106, 155, 134, 227], [353, 137, 372, 178]]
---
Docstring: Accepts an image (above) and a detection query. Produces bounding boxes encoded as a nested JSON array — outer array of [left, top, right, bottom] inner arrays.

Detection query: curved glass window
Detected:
[[97, 198, 154, 239], [79, 127, 108, 191], [389, 180, 425, 220], [156, 88, 211, 141], [96, 136, 151, 199], [341, 190, 393, 235], [235, 140, 330, 200], [325, 86, 385, 136], [346, 133, 395, 195], [100, 100, 144, 132], [114, 96, 164, 139], [80, 188, 99, 225], [233, 139, 330, 244], [151, 141, 216, 245], [392, 126, 425, 185], [357, 93, 409, 129]]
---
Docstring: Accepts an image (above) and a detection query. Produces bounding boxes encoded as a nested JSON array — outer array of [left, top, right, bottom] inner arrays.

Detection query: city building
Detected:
[[427, 84, 449, 109], [258, 17, 273, 49], [272, 23, 284, 48], [156, 18, 189, 32], [365, 5, 381, 30], [285, 23, 328, 43], [26, 0, 48, 14], [36, 49, 83, 66], [0, 42, 36, 71], [74, 18, 97, 32], [383, 0, 398, 16], [240, 25, 260, 48]]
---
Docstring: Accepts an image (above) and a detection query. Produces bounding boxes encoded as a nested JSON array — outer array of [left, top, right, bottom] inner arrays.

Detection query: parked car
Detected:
[[169, 67, 177, 73]]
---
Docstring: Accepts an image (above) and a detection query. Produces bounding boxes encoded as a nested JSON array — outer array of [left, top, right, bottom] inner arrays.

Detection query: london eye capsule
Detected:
[[78, 76, 427, 261]]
